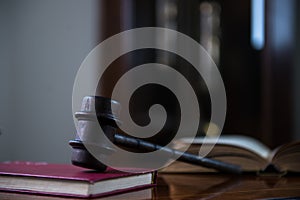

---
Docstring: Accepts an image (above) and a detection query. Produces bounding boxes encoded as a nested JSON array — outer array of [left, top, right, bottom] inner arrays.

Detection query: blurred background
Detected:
[[0, 0, 300, 163]]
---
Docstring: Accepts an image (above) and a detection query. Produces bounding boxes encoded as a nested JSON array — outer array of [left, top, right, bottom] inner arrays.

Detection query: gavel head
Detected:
[[69, 96, 121, 171], [70, 94, 186, 171]]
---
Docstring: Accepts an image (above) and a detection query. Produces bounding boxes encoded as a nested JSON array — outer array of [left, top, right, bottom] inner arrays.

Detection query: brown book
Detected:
[[161, 135, 300, 173]]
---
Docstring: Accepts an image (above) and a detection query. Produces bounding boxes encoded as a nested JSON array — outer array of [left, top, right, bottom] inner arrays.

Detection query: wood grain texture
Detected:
[[156, 174, 300, 200]]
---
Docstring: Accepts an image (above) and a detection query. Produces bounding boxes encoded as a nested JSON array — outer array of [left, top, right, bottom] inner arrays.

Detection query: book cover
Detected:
[[0, 161, 156, 198]]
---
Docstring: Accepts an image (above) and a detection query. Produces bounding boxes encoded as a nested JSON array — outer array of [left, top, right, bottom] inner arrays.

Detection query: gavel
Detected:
[[69, 96, 242, 174]]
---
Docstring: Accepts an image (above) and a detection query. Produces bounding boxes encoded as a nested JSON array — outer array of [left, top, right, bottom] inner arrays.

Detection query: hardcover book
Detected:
[[161, 135, 300, 174], [0, 188, 154, 200], [0, 161, 156, 198]]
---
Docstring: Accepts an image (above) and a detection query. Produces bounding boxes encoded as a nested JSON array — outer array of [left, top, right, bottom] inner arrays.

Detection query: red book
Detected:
[[0, 161, 156, 198]]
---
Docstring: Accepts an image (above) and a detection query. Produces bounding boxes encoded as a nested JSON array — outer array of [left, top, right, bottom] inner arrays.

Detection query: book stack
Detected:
[[0, 161, 156, 198]]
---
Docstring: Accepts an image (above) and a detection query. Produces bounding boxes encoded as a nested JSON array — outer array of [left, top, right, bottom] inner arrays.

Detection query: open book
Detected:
[[161, 135, 300, 174]]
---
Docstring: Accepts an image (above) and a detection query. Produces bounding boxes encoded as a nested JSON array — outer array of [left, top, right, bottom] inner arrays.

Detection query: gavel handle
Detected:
[[114, 133, 242, 174]]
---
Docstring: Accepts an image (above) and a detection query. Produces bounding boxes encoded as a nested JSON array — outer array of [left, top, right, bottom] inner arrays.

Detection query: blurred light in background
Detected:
[[251, 0, 265, 50], [199, 1, 221, 66]]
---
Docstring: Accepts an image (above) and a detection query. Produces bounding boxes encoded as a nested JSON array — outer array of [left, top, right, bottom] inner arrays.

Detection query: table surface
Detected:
[[155, 173, 300, 200], [1, 173, 300, 200]]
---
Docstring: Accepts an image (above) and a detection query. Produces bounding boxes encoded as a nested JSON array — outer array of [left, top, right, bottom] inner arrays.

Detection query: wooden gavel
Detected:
[[69, 96, 242, 174]]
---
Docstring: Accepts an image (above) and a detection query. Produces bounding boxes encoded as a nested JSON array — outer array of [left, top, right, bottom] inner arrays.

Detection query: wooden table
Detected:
[[1, 173, 300, 199], [155, 173, 300, 199]]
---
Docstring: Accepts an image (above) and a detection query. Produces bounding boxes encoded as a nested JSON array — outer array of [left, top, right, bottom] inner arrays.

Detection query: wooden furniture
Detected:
[[97, 0, 300, 149], [156, 173, 300, 199]]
